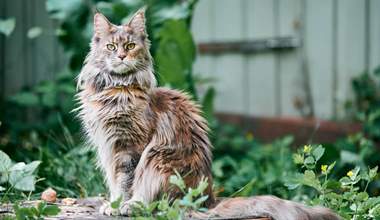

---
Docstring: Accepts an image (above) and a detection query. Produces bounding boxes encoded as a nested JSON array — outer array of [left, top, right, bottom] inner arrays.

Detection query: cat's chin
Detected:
[[110, 69, 136, 76], [109, 66, 135, 75]]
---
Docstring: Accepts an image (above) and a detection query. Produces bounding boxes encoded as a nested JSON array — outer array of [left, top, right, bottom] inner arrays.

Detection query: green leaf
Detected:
[[370, 203, 380, 217], [340, 150, 360, 164], [9, 92, 39, 107], [304, 156, 315, 165], [0, 186, 5, 191], [157, 199, 170, 211], [30, 206, 39, 217], [42, 205, 61, 216], [230, 178, 256, 197], [22, 161, 41, 175], [111, 196, 122, 209], [312, 145, 325, 161], [12, 175, 36, 191], [201, 87, 215, 121], [350, 167, 361, 181], [0, 150, 12, 172], [0, 18, 16, 36], [340, 177, 352, 186], [27, 27, 43, 39], [41, 92, 57, 107], [194, 195, 209, 205], [284, 173, 303, 190], [169, 172, 186, 191], [155, 20, 195, 89], [147, 201, 159, 213], [327, 161, 336, 174], [370, 166, 378, 180], [302, 170, 321, 191], [293, 153, 304, 164], [355, 192, 369, 202], [324, 180, 341, 190], [9, 162, 26, 172], [8, 161, 39, 191], [37, 201, 47, 214]]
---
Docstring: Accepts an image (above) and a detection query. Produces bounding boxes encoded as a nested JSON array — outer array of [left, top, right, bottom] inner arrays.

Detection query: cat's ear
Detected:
[[94, 12, 114, 36], [126, 7, 147, 34]]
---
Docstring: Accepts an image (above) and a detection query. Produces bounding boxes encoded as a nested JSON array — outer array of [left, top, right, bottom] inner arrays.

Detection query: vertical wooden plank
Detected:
[[305, 0, 334, 119], [25, 0, 35, 87], [210, 0, 246, 113], [34, 0, 56, 82], [0, 0, 6, 97], [369, 0, 380, 72], [213, 0, 243, 42], [191, 0, 213, 43], [336, 0, 366, 115], [192, 0, 216, 100], [4, 0, 26, 95], [278, 0, 302, 116], [246, 0, 277, 116], [331, 0, 338, 118]]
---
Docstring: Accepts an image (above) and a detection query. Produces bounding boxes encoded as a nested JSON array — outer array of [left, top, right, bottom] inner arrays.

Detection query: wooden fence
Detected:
[[1, 0, 379, 119], [192, 0, 380, 119], [0, 0, 66, 96]]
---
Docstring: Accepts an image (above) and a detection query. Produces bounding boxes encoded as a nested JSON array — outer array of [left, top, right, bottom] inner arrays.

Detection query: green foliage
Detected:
[[287, 145, 380, 219], [39, 145, 105, 198], [0, 150, 41, 202], [211, 123, 297, 198], [347, 66, 380, 140], [4, 201, 60, 220], [131, 171, 209, 219], [155, 19, 195, 91]]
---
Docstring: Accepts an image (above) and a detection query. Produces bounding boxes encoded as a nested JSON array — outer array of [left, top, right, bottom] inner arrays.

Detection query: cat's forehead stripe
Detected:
[[107, 27, 137, 43], [111, 33, 128, 43]]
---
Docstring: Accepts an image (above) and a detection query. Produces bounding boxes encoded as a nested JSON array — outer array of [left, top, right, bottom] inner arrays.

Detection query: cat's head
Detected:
[[91, 8, 151, 75], [78, 8, 156, 91]]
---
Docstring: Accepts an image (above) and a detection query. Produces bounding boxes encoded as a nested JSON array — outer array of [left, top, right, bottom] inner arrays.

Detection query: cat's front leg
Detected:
[[120, 142, 165, 216], [101, 153, 139, 215]]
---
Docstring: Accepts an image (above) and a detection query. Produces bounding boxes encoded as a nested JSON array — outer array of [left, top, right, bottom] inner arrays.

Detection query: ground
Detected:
[[0, 197, 270, 220]]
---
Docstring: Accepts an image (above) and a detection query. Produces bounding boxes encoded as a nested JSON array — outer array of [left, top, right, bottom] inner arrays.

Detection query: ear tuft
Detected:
[[94, 13, 112, 36], [127, 8, 147, 34]]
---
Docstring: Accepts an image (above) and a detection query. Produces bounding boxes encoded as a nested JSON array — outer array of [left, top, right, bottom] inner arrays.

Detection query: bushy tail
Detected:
[[190, 196, 341, 220]]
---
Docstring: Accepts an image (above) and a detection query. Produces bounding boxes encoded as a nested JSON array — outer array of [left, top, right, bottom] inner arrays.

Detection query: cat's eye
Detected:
[[106, 43, 117, 51], [125, 43, 135, 50]]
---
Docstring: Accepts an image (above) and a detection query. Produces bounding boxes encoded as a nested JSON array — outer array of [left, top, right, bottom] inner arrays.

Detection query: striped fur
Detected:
[[76, 9, 340, 219]]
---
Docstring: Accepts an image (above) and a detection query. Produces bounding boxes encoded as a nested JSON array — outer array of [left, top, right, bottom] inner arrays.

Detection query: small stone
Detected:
[[41, 187, 57, 202], [62, 198, 77, 206]]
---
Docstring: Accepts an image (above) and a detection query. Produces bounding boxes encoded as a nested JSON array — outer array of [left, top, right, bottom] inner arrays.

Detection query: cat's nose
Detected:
[[118, 54, 126, 60]]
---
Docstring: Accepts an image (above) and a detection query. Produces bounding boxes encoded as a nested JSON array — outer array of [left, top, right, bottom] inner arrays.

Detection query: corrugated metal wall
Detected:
[[192, 0, 380, 119], [1, 0, 379, 119]]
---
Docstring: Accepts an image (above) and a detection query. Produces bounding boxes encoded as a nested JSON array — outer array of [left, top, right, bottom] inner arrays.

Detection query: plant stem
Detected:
[[1, 184, 13, 203]]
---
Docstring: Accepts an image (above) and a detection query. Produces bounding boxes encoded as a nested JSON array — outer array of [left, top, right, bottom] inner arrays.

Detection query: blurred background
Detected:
[[192, 0, 379, 119], [1, 1, 380, 218]]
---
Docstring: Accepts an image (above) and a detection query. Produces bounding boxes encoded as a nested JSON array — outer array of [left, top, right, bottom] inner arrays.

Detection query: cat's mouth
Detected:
[[110, 62, 135, 75], [110, 69, 136, 76]]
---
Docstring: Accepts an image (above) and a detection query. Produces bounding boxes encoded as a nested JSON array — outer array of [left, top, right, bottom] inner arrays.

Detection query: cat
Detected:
[[76, 8, 341, 220]]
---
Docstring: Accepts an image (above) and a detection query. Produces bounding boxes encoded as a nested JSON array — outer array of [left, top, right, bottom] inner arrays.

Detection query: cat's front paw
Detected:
[[99, 201, 119, 216], [119, 200, 138, 216]]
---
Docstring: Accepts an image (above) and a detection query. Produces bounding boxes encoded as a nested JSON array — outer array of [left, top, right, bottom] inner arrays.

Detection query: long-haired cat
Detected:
[[76, 8, 340, 220]]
